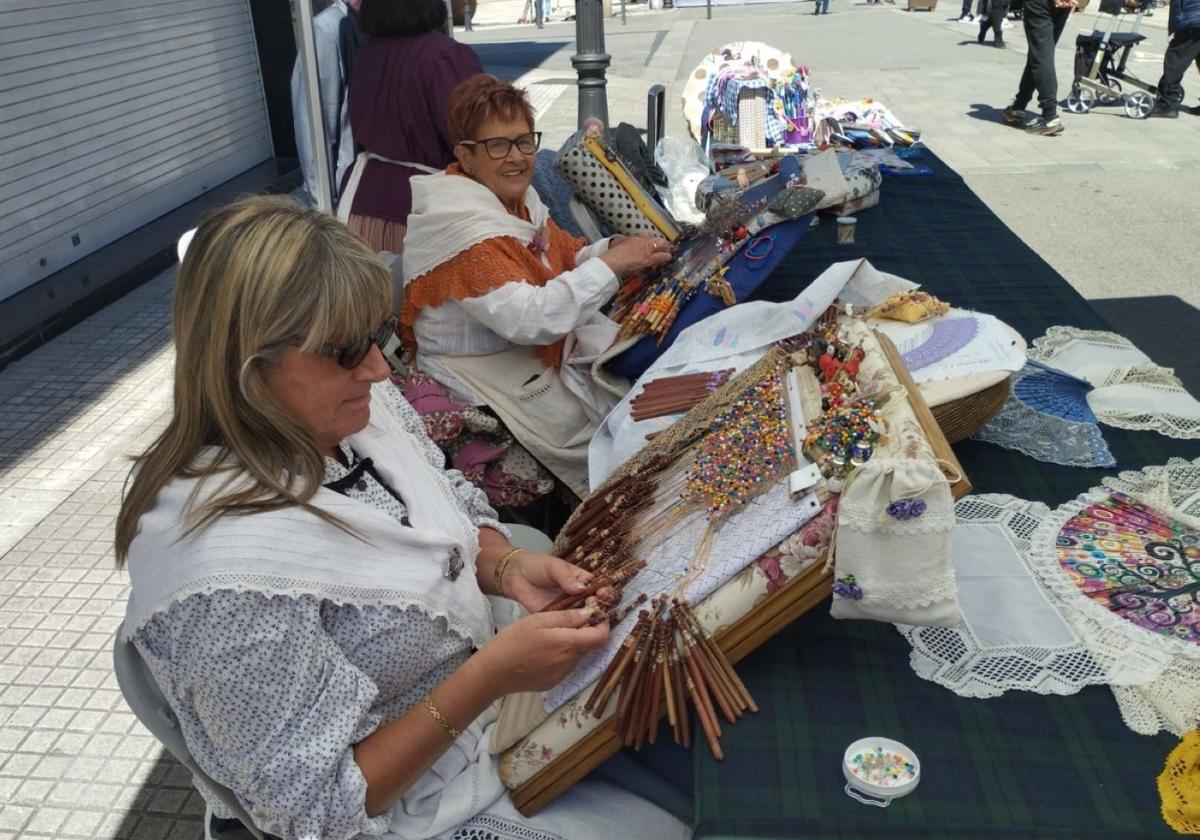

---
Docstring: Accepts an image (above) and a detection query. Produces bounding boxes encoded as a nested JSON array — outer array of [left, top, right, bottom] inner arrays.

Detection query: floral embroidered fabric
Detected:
[[395, 371, 555, 510]]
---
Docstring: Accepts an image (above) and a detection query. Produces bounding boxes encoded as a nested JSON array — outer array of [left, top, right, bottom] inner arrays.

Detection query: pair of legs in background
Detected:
[[1005, 0, 1071, 133], [1154, 28, 1200, 116], [978, 0, 1011, 45]]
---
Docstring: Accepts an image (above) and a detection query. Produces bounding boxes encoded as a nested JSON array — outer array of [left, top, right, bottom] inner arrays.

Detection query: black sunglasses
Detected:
[[460, 131, 542, 160], [302, 315, 397, 370]]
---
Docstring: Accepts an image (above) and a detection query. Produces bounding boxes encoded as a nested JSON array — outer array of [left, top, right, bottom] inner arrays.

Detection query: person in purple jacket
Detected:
[[337, 0, 484, 253]]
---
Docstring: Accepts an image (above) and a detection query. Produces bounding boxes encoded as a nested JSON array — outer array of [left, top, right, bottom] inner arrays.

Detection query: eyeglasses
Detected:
[[303, 315, 397, 370], [460, 131, 542, 160]]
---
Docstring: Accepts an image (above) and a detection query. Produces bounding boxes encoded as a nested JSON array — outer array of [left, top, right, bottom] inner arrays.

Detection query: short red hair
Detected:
[[445, 74, 536, 145]]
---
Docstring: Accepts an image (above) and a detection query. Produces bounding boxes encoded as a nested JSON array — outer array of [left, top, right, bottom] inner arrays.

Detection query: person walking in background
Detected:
[[814, 0, 831, 14], [291, 0, 364, 204], [1150, 0, 1200, 117], [959, 0, 976, 24], [978, 0, 1011, 46], [338, 0, 483, 253], [1001, 0, 1077, 135]]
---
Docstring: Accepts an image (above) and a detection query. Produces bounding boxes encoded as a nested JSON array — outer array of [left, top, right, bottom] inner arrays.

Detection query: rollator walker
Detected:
[[1066, 0, 1159, 118]]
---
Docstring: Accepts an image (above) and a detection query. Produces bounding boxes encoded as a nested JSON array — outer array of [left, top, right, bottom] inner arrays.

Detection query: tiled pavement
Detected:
[[0, 273, 201, 839]]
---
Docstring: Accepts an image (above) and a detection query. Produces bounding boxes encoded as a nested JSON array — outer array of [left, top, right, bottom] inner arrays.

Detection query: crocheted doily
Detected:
[[901, 460, 1200, 736], [974, 325, 1200, 467], [1158, 730, 1200, 835], [1028, 459, 1200, 735]]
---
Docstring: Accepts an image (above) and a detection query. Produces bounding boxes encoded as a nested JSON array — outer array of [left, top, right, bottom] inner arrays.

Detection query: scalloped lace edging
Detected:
[[858, 574, 957, 609]]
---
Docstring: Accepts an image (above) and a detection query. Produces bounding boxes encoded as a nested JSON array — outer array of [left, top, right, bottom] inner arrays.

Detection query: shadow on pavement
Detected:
[[114, 748, 207, 840], [471, 39, 572, 70]]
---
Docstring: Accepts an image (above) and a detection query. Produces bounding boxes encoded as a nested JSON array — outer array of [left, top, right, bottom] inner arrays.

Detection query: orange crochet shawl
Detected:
[[400, 173, 588, 369]]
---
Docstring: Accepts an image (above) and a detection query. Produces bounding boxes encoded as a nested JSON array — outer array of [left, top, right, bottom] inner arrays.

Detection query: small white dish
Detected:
[[842, 736, 920, 807]]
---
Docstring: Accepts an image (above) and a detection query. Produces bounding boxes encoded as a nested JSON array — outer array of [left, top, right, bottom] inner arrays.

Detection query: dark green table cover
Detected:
[[693, 149, 1200, 839]]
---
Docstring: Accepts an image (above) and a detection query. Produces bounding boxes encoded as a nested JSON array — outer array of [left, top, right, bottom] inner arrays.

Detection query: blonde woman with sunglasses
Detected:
[[115, 196, 690, 840], [400, 74, 673, 499]]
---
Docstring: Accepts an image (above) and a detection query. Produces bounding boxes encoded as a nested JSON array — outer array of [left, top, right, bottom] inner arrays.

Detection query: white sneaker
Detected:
[[1001, 18, 1010, 27], [959, 13, 975, 22]]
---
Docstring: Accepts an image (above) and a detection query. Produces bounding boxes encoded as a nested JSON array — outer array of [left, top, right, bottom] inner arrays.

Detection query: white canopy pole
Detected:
[[292, 0, 334, 213]]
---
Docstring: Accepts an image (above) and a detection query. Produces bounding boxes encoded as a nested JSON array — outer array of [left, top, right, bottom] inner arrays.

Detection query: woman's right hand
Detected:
[[599, 234, 674, 277], [478, 608, 610, 696]]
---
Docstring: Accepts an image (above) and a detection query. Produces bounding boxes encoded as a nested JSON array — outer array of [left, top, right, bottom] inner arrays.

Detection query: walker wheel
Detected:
[[1066, 84, 1094, 114], [1099, 78, 1123, 105], [1125, 91, 1153, 119]]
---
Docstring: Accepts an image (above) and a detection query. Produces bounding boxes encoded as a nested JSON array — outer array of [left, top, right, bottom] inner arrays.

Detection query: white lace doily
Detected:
[[898, 494, 1110, 698], [1027, 459, 1200, 736], [900, 463, 1200, 736], [1030, 326, 1200, 440]]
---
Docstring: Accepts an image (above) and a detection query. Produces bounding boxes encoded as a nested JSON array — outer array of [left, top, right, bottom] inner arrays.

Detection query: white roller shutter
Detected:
[[0, 0, 274, 300]]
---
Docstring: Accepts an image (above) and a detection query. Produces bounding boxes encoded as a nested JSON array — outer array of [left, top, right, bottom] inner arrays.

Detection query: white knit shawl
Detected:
[[122, 382, 494, 647], [403, 169, 551, 283]]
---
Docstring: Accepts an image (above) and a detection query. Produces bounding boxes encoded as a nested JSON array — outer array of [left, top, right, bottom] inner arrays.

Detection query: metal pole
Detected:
[[621, 0, 626, 25], [291, 0, 334, 214], [571, 0, 610, 128], [444, 0, 456, 37], [706, 0, 712, 19]]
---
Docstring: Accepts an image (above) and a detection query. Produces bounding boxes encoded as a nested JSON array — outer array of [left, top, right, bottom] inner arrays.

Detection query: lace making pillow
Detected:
[[832, 456, 960, 627]]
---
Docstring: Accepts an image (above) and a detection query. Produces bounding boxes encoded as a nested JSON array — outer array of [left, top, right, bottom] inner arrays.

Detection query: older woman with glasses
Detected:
[[400, 74, 672, 498], [116, 196, 689, 840]]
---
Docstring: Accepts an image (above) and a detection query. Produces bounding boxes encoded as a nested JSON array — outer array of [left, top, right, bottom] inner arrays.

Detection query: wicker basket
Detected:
[[930, 376, 1012, 444]]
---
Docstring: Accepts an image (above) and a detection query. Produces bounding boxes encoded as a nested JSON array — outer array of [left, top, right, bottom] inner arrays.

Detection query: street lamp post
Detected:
[[571, 0, 611, 128]]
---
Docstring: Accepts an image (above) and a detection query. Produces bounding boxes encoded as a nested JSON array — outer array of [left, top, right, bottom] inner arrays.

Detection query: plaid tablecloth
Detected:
[[693, 149, 1200, 838]]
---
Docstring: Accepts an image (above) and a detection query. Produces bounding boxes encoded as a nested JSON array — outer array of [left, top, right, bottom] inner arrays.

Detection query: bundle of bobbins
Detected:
[[629, 369, 735, 422], [582, 597, 756, 760], [540, 458, 674, 624]]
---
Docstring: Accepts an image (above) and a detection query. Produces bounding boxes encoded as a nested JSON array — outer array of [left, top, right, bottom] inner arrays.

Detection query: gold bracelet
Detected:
[[423, 695, 462, 740], [492, 547, 523, 595]]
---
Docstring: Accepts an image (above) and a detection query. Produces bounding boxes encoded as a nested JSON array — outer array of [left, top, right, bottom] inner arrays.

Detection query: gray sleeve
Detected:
[[376, 381, 511, 538], [134, 592, 389, 840]]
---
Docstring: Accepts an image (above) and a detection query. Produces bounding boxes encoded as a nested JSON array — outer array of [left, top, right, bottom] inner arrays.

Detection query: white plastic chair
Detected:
[[113, 627, 266, 839]]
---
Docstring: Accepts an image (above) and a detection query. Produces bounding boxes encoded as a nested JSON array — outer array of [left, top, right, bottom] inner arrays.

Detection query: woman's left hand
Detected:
[[502, 552, 609, 613]]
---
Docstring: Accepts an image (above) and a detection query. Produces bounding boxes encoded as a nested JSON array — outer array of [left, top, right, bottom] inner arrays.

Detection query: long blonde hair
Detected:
[[114, 195, 392, 566]]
